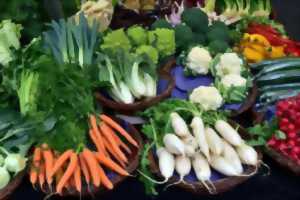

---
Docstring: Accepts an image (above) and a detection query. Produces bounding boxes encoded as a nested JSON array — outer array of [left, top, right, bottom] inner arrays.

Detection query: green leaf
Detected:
[[274, 130, 286, 140]]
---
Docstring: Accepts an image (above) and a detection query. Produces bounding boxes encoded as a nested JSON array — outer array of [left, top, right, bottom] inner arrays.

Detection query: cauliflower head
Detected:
[[186, 47, 212, 75], [189, 86, 223, 111], [215, 53, 243, 77], [221, 74, 247, 88]]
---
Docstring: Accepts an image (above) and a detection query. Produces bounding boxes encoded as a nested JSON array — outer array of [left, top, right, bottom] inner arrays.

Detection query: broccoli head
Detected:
[[136, 45, 159, 64], [211, 21, 229, 31], [151, 19, 173, 30], [208, 40, 229, 55], [193, 32, 206, 46], [207, 26, 230, 43], [148, 28, 175, 58], [127, 26, 148, 46], [174, 24, 194, 51], [181, 8, 209, 34]]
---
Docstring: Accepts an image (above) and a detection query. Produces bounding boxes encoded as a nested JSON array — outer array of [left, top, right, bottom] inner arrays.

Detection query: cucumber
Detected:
[[255, 63, 300, 78], [259, 90, 300, 103], [259, 83, 300, 93], [256, 69, 300, 86], [250, 57, 300, 70]]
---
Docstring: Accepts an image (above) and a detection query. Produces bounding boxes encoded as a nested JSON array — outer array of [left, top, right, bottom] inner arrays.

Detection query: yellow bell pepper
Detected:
[[243, 47, 265, 63]]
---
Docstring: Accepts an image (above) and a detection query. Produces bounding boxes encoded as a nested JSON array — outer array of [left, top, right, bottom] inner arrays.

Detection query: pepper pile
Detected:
[[267, 95, 300, 164], [247, 23, 300, 57]]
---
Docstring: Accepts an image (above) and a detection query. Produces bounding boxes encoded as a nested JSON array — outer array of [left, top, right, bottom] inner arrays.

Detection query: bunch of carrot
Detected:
[[29, 114, 139, 195]]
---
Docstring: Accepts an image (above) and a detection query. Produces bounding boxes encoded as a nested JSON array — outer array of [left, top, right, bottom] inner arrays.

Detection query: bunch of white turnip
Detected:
[[156, 112, 258, 191]]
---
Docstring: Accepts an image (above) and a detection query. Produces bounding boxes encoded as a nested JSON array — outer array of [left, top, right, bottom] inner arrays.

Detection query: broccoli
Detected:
[[151, 19, 173, 30], [127, 26, 148, 46], [174, 24, 194, 51], [148, 28, 175, 58], [181, 8, 209, 34], [136, 45, 159, 64], [207, 26, 230, 43], [193, 33, 206, 46], [211, 21, 229, 31], [208, 40, 229, 55], [101, 29, 132, 53]]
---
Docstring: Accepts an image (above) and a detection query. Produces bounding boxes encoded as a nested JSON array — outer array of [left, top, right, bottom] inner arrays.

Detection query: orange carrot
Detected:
[[79, 154, 90, 185], [38, 164, 45, 190], [42, 148, 54, 185], [56, 153, 78, 194], [110, 128, 132, 154], [74, 165, 82, 192], [94, 152, 129, 176], [82, 148, 101, 187], [50, 150, 73, 178], [100, 115, 138, 147], [30, 147, 42, 185], [99, 122, 127, 163], [89, 129, 103, 153], [102, 136, 126, 167], [98, 164, 113, 190], [90, 115, 106, 153]]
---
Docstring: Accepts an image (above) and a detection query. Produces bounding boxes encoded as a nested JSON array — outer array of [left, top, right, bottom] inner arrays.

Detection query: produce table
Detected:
[[7, 1, 300, 200]]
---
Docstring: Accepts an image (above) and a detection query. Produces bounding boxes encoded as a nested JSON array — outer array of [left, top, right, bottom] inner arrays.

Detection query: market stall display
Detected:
[[1, 0, 300, 199]]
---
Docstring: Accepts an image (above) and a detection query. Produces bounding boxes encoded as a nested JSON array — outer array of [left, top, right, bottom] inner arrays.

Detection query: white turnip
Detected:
[[214, 120, 244, 147], [163, 134, 185, 155]]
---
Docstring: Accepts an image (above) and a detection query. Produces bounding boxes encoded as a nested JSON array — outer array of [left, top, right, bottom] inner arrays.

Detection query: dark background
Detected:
[[10, 1, 300, 199]]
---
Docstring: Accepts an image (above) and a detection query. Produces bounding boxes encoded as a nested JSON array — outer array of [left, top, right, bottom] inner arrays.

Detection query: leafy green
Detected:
[[101, 29, 132, 54], [247, 117, 285, 146], [127, 26, 148, 46]]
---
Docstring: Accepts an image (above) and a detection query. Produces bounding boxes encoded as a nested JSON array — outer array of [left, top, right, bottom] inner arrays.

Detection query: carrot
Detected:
[[38, 164, 45, 190], [100, 115, 138, 147], [89, 129, 103, 153], [94, 152, 129, 176], [102, 136, 126, 167], [99, 122, 127, 163], [79, 154, 90, 184], [42, 148, 54, 185], [56, 153, 78, 194], [50, 150, 73, 178], [98, 164, 113, 190], [74, 165, 82, 192], [82, 148, 101, 187], [90, 115, 106, 153], [30, 147, 42, 185], [110, 129, 132, 154]]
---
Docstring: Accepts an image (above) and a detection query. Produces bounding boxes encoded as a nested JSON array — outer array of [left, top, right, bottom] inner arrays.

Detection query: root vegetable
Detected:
[[214, 120, 243, 146], [236, 144, 258, 166], [163, 134, 185, 155], [184, 144, 196, 157], [192, 153, 211, 181], [209, 155, 239, 176], [205, 127, 223, 156], [175, 155, 191, 182], [191, 116, 210, 160], [158, 148, 175, 182], [222, 140, 243, 175], [170, 112, 191, 137]]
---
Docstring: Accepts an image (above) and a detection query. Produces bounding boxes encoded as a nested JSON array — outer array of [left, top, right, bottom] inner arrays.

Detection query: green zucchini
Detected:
[[260, 89, 300, 101], [250, 57, 300, 70], [255, 63, 300, 78], [259, 83, 300, 93], [256, 69, 300, 86]]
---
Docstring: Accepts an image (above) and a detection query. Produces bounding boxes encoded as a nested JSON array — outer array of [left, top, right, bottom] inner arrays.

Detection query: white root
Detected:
[[205, 127, 224, 156], [214, 120, 244, 147], [163, 134, 185, 155], [170, 112, 191, 137], [222, 140, 243, 175]]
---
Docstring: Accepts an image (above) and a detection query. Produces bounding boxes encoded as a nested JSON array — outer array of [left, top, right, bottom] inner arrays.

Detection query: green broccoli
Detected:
[[136, 45, 159, 64], [207, 26, 230, 43], [211, 21, 229, 31], [148, 28, 175, 58], [208, 40, 229, 55], [151, 19, 173, 30], [101, 29, 132, 53], [192, 33, 206, 46], [127, 26, 148, 46], [174, 24, 194, 51], [181, 8, 209, 34]]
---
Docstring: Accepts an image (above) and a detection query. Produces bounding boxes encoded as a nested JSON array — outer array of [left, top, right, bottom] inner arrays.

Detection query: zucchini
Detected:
[[256, 69, 300, 86], [255, 63, 300, 78], [259, 83, 300, 93], [259, 90, 300, 104], [250, 57, 300, 70]]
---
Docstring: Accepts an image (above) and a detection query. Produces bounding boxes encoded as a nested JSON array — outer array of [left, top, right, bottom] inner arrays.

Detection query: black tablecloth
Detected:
[[9, 1, 300, 199]]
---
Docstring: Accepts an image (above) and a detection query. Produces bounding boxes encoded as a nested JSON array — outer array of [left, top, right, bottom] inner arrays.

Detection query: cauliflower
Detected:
[[221, 74, 247, 88], [189, 86, 223, 111], [215, 53, 243, 77], [186, 47, 212, 75]]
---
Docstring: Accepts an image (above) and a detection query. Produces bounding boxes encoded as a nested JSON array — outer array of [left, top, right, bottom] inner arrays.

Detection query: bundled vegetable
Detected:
[[30, 114, 138, 194], [98, 49, 158, 103], [139, 99, 259, 195]]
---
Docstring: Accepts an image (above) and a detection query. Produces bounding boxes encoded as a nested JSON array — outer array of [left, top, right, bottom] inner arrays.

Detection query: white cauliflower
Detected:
[[189, 86, 223, 111], [221, 74, 247, 88], [215, 53, 243, 77], [186, 47, 212, 75]]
